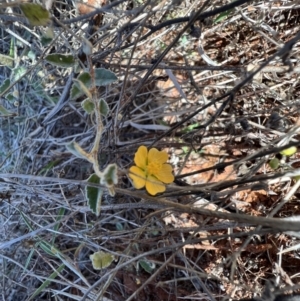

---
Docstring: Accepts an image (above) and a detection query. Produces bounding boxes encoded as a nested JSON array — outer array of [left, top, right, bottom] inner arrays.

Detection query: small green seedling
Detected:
[[269, 158, 280, 170], [280, 146, 297, 157], [138, 259, 156, 274]]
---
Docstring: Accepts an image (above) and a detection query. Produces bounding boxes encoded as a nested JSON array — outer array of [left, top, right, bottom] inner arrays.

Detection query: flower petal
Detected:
[[155, 163, 174, 184], [134, 146, 148, 169], [145, 175, 166, 195], [148, 148, 168, 164], [129, 166, 146, 189]]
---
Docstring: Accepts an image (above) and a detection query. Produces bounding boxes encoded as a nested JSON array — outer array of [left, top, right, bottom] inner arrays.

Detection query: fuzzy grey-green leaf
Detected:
[[85, 174, 102, 216], [101, 164, 118, 186], [66, 142, 89, 160], [82, 98, 95, 114], [90, 251, 114, 270], [95, 68, 117, 86], [45, 54, 75, 68], [70, 72, 91, 100], [78, 72, 92, 86], [0, 78, 10, 94], [99, 98, 109, 116], [139, 259, 155, 274], [41, 35, 53, 46], [0, 105, 14, 116]]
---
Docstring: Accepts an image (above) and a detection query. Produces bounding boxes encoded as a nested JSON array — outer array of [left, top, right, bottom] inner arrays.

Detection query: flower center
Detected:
[[147, 161, 162, 176]]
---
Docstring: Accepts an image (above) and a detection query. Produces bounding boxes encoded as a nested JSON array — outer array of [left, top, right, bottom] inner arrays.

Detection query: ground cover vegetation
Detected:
[[1, 0, 300, 300]]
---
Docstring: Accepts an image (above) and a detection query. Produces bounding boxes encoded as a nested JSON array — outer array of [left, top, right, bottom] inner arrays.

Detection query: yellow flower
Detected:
[[129, 146, 174, 196]]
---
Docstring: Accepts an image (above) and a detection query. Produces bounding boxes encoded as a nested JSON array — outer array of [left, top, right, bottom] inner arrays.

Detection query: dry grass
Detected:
[[1, 0, 300, 300]]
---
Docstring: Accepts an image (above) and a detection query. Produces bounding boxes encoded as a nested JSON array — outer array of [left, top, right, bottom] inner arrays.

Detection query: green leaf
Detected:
[[39, 241, 59, 257], [101, 164, 118, 186], [99, 98, 109, 116], [41, 27, 54, 47], [70, 72, 91, 100], [90, 251, 114, 270], [0, 54, 14, 68], [280, 146, 297, 157], [94, 68, 117, 86], [41, 35, 53, 46], [182, 122, 200, 133], [78, 72, 92, 85], [39, 159, 61, 175], [20, 3, 51, 26], [0, 79, 10, 94], [51, 208, 65, 245], [70, 84, 81, 100], [5, 93, 15, 102], [82, 98, 95, 114], [82, 39, 93, 56], [115, 222, 123, 231], [85, 174, 103, 216], [101, 164, 118, 196], [180, 35, 188, 46], [73, 78, 92, 99], [24, 249, 35, 271], [45, 54, 75, 68], [66, 141, 91, 161], [269, 158, 280, 170], [0, 105, 14, 116], [27, 50, 36, 61], [139, 259, 155, 274], [70, 69, 117, 100], [19, 210, 63, 259], [12, 66, 27, 81], [20, 211, 34, 231], [28, 264, 65, 301], [214, 9, 233, 23], [9, 38, 14, 58]]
